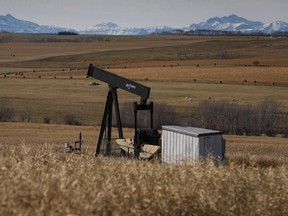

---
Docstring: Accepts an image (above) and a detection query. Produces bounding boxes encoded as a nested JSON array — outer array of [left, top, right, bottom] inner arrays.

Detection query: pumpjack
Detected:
[[87, 64, 160, 159]]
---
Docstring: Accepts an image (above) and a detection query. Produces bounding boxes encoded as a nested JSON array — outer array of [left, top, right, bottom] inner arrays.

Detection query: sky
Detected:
[[1, 0, 287, 30]]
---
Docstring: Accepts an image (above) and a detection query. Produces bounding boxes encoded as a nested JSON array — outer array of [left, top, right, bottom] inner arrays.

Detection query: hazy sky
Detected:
[[1, 0, 287, 30]]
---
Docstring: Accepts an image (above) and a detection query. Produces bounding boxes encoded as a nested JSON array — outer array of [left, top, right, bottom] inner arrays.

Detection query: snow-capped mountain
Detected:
[[188, 15, 265, 32], [263, 21, 288, 34], [82, 22, 121, 35], [0, 14, 76, 34], [0, 13, 287, 35], [0, 14, 173, 35], [79, 22, 173, 35]]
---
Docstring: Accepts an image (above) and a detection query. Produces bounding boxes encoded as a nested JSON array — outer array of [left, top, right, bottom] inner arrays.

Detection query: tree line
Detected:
[[170, 29, 288, 37], [120, 100, 288, 137], [1, 99, 287, 137], [193, 100, 287, 137], [0, 33, 111, 43]]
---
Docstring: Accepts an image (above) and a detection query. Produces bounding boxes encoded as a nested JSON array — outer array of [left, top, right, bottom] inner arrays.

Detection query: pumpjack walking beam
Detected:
[[87, 64, 151, 156], [87, 64, 150, 103]]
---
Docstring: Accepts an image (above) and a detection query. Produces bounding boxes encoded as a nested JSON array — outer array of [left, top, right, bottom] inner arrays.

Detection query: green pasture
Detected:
[[1, 78, 287, 125]]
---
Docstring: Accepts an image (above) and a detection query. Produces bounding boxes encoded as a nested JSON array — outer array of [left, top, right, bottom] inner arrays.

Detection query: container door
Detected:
[[202, 136, 213, 157], [200, 135, 223, 159]]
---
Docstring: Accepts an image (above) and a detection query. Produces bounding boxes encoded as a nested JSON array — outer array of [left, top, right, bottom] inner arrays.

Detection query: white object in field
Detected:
[[64, 143, 72, 148], [116, 138, 160, 159], [161, 126, 226, 164]]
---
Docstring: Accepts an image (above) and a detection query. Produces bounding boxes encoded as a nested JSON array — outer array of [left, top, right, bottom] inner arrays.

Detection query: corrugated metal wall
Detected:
[[161, 130, 200, 164], [161, 127, 226, 164]]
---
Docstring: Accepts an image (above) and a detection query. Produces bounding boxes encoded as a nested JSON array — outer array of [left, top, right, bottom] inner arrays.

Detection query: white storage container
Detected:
[[161, 126, 226, 164]]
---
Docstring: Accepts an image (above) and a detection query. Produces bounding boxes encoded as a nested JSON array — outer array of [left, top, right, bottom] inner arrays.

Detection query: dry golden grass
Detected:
[[1, 123, 288, 216], [1, 35, 287, 119], [0, 35, 202, 65], [3, 65, 288, 87], [1, 35, 288, 73], [225, 135, 288, 167], [112, 66, 288, 85]]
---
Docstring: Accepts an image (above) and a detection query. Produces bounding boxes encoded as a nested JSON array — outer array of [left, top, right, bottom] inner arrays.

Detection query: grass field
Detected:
[[1, 78, 287, 125], [1, 34, 288, 215], [1, 34, 288, 70], [1, 123, 288, 215], [1, 34, 287, 124]]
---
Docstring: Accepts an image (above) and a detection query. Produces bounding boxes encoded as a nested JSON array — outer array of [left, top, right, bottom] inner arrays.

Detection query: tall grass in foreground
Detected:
[[1, 143, 288, 216]]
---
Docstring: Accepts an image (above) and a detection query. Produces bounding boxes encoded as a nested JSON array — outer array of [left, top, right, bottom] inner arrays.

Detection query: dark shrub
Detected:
[[64, 114, 81, 125], [43, 117, 51, 124], [0, 107, 15, 122]]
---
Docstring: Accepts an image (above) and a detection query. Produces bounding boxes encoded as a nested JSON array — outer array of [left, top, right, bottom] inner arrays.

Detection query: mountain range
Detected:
[[81, 22, 173, 35], [0, 14, 76, 34], [0, 14, 287, 35]]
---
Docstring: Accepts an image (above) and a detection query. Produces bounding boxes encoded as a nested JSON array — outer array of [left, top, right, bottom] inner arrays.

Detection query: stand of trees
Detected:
[[120, 100, 288, 137], [193, 100, 287, 137], [57, 31, 79, 35], [170, 29, 288, 37], [1, 99, 287, 137]]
